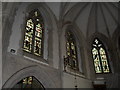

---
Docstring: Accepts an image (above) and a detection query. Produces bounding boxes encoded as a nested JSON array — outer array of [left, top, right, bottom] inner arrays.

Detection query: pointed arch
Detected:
[[23, 9, 44, 57], [92, 38, 111, 73], [2, 65, 60, 88], [13, 76, 45, 89], [62, 23, 86, 74], [63, 23, 85, 72], [65, 30, 79, 70]]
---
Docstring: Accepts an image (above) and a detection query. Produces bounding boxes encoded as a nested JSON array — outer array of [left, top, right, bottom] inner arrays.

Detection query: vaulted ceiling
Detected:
[[2, 2, 120, 38], [61, 2, 119, 38]]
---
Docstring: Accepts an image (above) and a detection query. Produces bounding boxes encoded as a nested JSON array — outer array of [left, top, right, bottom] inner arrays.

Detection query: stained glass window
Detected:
[[66, 31, 78, 70], [23, 9, 44, 56], [12, 76, 44, 89], [92, 38, 110, 73]]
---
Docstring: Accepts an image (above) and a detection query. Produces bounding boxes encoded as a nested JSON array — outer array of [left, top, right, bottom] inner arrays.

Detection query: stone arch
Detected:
[[21, 2, 59, 67], [2, 65, 58, 88], [87, 32, 114, 80], [60, 22, 88, 76], [21, 2, 55, 61], [5, 2, 58, 66], [87, 32, 112, 50]]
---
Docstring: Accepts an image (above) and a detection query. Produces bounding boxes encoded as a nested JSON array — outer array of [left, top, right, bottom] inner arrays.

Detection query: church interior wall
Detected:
[[2, 2, 120, 89]]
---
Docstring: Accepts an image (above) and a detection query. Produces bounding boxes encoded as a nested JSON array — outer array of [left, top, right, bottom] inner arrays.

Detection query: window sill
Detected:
[[64, 66, 85, 78], [23, 55, 49, 66], [23, 51, 48, 66]]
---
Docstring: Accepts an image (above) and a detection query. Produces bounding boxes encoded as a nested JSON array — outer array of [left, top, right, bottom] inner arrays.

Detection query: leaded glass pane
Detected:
[[26, 19, 34, 29], [66, 41, 70, 56], [92, 38, 110, 73], [23, 10, 44, 57], [66, 31, 78, 70], [12, 76, 44, 89], [34, 38, 42, 56], [35, 11, 38, 16], [23, 19, 34, 52], [35, 23, 42, 38], [100, 48, 110, 73], [34, 22, 43, 56], [92, 48, 102, 73], [23, 34, 32, 52]]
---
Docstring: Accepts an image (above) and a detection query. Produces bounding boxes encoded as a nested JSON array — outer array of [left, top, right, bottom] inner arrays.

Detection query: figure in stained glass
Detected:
[[65, 31, 79, 70], [12, 76, 44, 89], [23, 9, 44, 56], [92, 38, 110, 73]]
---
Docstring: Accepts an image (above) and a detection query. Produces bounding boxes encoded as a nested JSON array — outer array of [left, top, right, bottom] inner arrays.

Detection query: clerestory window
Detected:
[[92, 38, 111, 73], [23, 9, 44, 57]]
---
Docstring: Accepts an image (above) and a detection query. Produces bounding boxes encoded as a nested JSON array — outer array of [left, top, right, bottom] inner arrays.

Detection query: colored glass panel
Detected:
[[100, 48, 110, 73], [12, 76, 44, 89], [66, 31, 78, 70], [92, 38, 110, 73], [34, 37, 42, 56], [23, 19, 34, 52], [23, 10, 44, 57], [92, 48, 102, 73]]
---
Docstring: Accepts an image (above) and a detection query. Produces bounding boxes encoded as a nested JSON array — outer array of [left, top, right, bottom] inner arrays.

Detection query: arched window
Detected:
[[12, 76, 44, 89], [92, 38, 110, 73], [64, 31, 79, 70], [23, 9, 44, 56]]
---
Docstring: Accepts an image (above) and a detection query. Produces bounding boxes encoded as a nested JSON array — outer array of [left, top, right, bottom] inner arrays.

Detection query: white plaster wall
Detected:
[[2, 53, 61, 88], [7, 3, 28, 54], [7, 2, 60, 69], [62, 72, 93, 88], [3, 2, 120, 88]]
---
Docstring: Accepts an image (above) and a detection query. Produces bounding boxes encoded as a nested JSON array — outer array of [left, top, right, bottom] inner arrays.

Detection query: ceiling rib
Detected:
[[103, 3, 119, 26], [73, 3, 89, 22], [86, 3, 95, 38], [99, 3, 110, 38], [95, 2, 98, 32]]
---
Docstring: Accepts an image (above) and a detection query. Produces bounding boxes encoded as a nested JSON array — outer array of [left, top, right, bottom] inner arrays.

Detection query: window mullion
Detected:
[[23, 10, 44, 57], [98, 47, 104, 73], [32, 19, 36, 54]]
